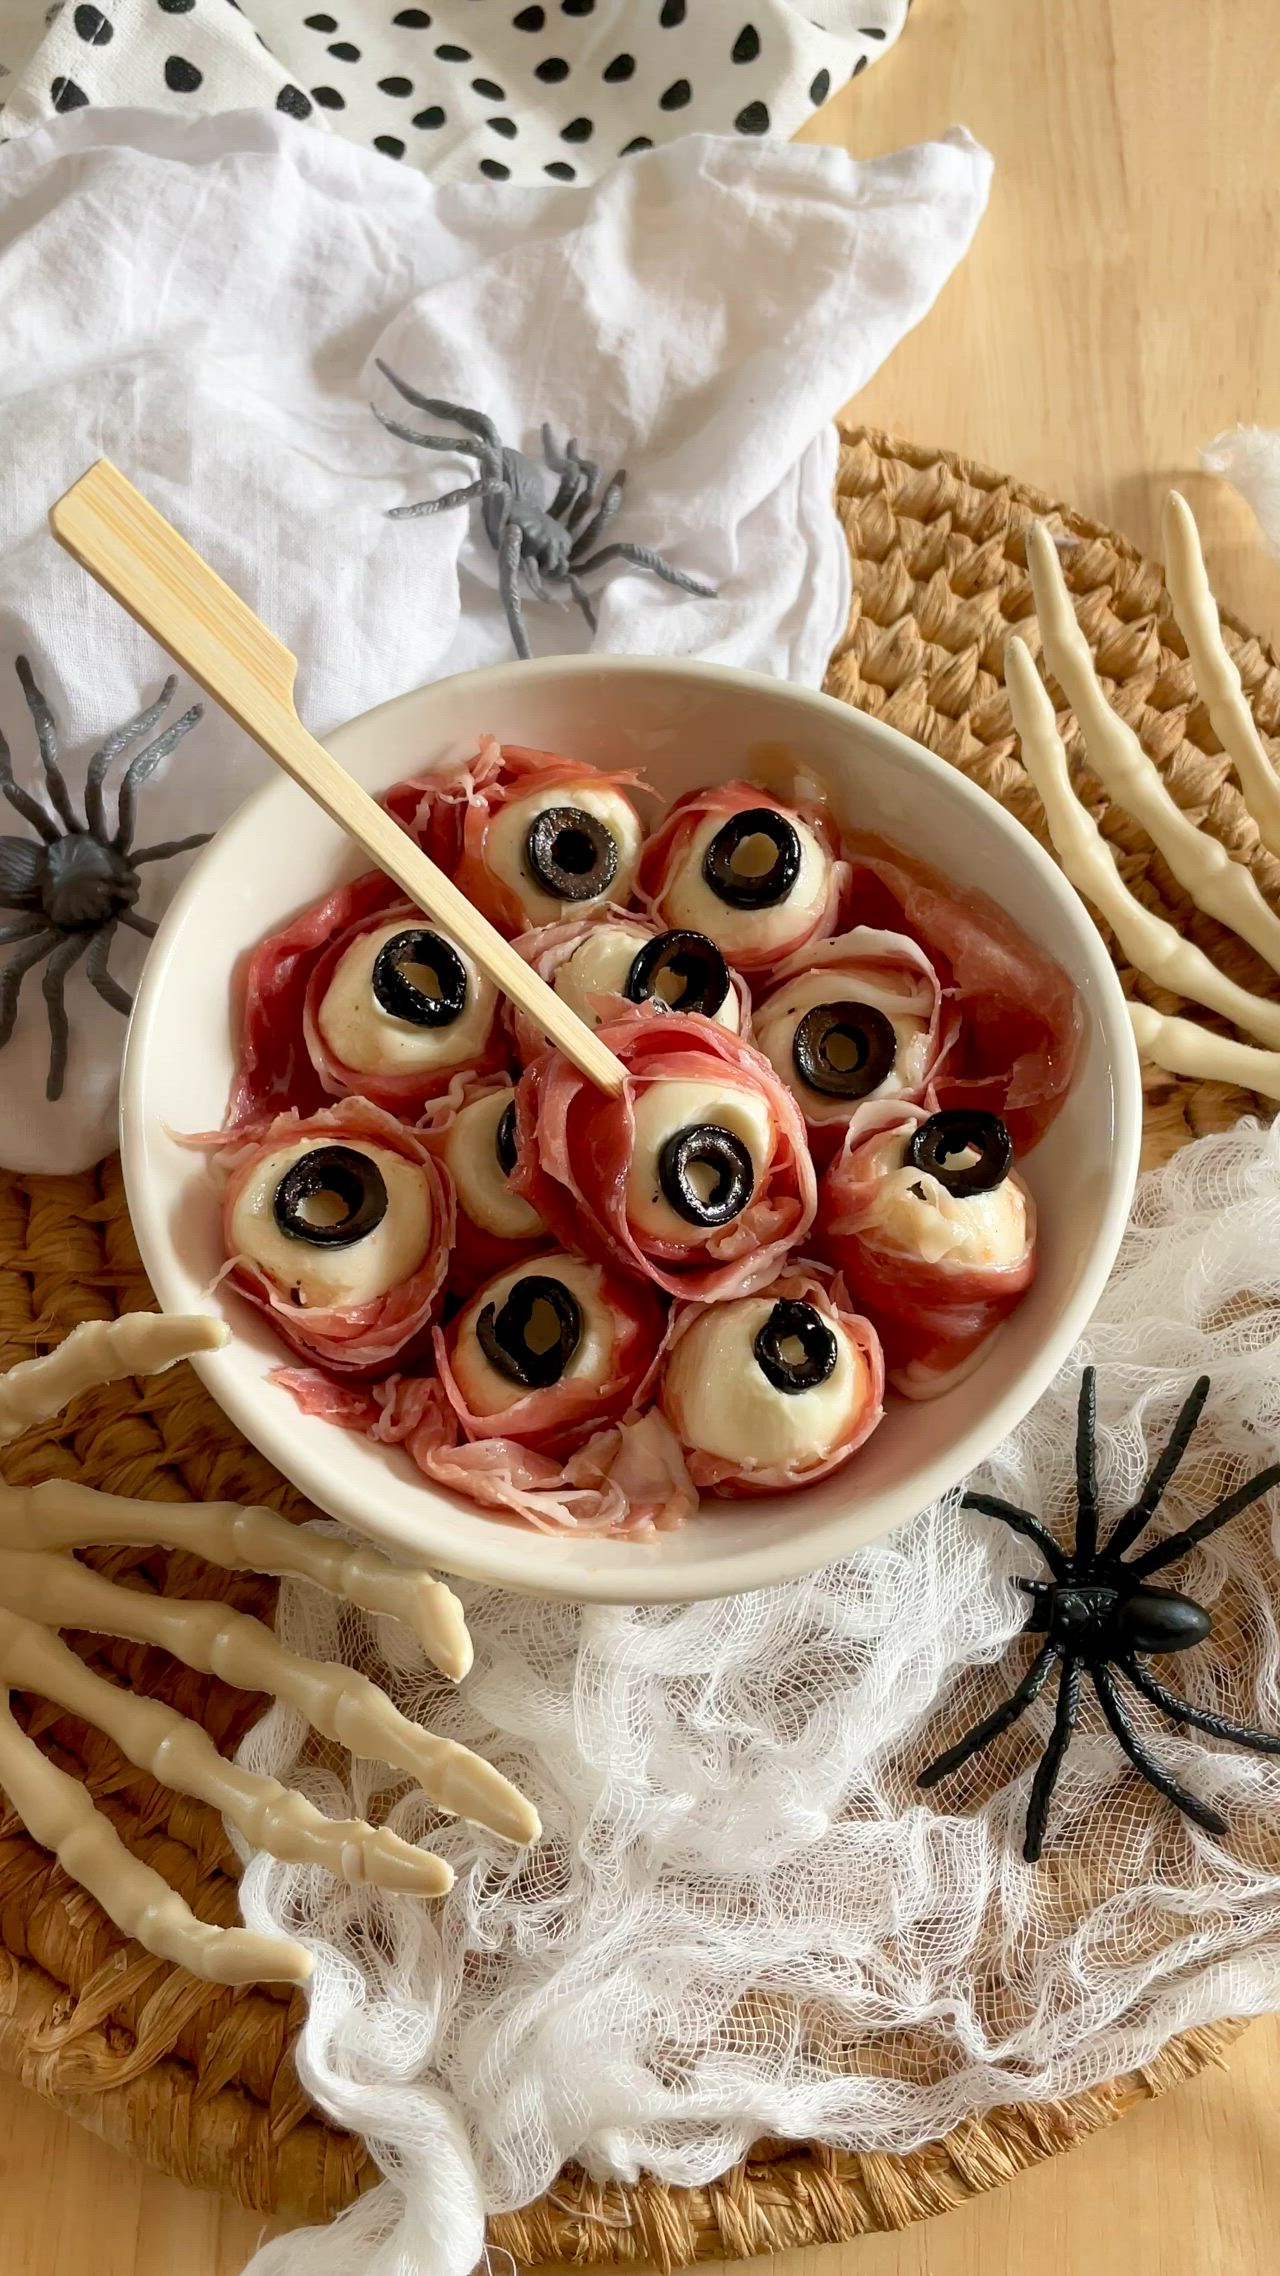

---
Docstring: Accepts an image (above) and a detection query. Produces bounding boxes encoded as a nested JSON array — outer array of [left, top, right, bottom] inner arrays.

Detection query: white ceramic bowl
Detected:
[[121, 656, 1141, 1603]]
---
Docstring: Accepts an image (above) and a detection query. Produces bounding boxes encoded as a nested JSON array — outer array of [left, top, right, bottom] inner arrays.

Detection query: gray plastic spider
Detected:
[[0, 657, 207, 1100], [373, 362, 718, 659]]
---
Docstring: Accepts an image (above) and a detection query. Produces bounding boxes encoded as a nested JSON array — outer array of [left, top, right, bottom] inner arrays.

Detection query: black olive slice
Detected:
[[525, 804, 619, 901], [372, 928, 468, 1028], [753, 1299, 839, 1394], [625, 929, 731, 1018], [905, 1109, 1014, 1198], [657, 1122, 755, 1228], [475, 1272, 583, 1389], [701, 806, 801, 909], [495, 1099, 518, 1176], [272, 1145, 389, 1247], [792, 1000, 897, 1100]]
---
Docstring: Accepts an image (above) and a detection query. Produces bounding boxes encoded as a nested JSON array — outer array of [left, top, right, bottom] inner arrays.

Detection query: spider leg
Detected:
[[0, 727, 57, 844], [113, 704, 203, 854], [129, 832, 212, 866], [498, 521, 531, 661], [569, 574, 599, 636], [373, 362, 501, 448], [573, 540, 718, 599], [1023, 1654, 1083, 1861], [520, 556, 560, 607], [14, 657, 77, 834], [372, 405, 489, 462], [1130, 1458, 1280, 1578], [85, 923, 132, 1016], [0, 915, 49, 947], [1118, 1651, 1280, 1757], [1092, 1662, 1227, 1833], [918, 1640, 1059, 1789], [41, 931, 90, 1102], [0, 929, 58, 1048], [963, 1492, 1071, 1580], [84, 677, 179, 842], [119, 911, 158, 939], [388, 478, 484, 522], [1073, 1366, 1099, 1565], [569, 469, 626, 547], [1105, 1375, 1212, 1562]]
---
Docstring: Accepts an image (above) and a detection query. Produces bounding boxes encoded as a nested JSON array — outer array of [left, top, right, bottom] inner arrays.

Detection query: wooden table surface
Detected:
[[5, 0, 1280, 2268]]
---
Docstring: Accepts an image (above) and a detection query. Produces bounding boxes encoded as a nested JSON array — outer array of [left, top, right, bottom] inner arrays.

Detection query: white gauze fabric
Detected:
[[237, 1114, 1280, 2276]]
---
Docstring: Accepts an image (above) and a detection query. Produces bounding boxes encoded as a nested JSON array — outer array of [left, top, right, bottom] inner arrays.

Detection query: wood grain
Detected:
[[10, 0, 1280, 2267]]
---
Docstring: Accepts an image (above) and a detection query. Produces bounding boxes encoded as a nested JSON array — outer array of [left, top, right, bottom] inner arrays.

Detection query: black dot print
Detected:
[[561, 115, 593, 141], [51, 75, 89, 109], [413, 104, 446, 126], [277, 84, 313, 116], [311, 84, 345, 107], [303, 10, 336, 26], [379, 74, 413, 93], [734, 98, 769, 133], [620, 135, 652, 154], [374, 134, 405, 157], [535, 57, 569, 82], [156, 0, 195, 12], [732, 24, 759, 63], [809, 68, 830, 104], [479, 157, 510, 178], [513, 4, 544, 27], [473, 76, 505, 97], [328, 40, 360, 59], [659, 78, 690, 110], [602, 53, 634, 82], [74, 5, 112, 43], [392, 7, 431, 22], [562, 0, 594, 12], [659, 0, 685, 22], [544, 160, 575, 179], [860, 23, 887, 37], [488, 116, 517, 137], [164, 55, 203, 91], [851, 54, 868, 76], [436, 43, 470, 59]]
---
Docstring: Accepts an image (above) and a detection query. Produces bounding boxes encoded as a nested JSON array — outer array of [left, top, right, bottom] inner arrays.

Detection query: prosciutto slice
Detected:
[[818, 1099, 1037, 1400], [210, 1098, 452, 1377], [841, 835, 1083, 1154], [636, 779, 847, 976], [514, 1007, 817, 1301], [230, 868, 400, 1124], [659, 1262, 884, 1497]]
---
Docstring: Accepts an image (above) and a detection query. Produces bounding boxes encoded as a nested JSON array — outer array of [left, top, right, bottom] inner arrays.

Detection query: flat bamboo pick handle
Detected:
[[48, 459, 627, 1097]]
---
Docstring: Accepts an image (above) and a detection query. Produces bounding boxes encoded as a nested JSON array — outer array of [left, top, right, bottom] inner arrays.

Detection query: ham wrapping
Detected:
[[636, 779, 848, 976], [298, 897, 507, 1116], [446, 741, 646, 935], [434, 1250, 668, 1453]]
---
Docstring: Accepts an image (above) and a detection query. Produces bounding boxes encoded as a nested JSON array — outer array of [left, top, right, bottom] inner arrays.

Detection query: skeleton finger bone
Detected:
[[1162, 490, 1280, 860], [1126, 1000, 1280, 1099], [0, 1311, 228, 1450]]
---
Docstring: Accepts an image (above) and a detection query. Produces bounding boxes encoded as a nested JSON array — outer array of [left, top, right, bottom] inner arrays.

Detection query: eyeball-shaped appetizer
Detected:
[[637, 781, 846, 975], [300, 902, 505, 1116], [217, 1101, 452, 1375], [506, 911, 748, 1062], [422, 1078, 547, 1294], [752, 927, 952, 1160], [436, 1251, 669, 1452], [515, 1008, 816, 1300], [451, 742, 645, 935], [230, 869, 403, 1123], [818, 1099, 1036, 1400], [659, 1266, 884, 1495]]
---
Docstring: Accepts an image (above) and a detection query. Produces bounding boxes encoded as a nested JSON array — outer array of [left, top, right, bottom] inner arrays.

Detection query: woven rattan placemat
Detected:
[[1, 424, 1276, 2258]]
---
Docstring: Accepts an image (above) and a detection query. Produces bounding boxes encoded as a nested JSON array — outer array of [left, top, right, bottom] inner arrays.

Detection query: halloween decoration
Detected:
[[919, 1368, 1280, 1859], [373, 365, 717, 659], [0, 656, 206, 1099], [0, 1309, 538, 1983]]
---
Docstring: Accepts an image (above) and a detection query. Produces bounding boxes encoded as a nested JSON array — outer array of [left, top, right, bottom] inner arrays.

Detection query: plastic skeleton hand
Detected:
[[1006, 495, 1280, 1098], [0, 1311, 539, 1987]]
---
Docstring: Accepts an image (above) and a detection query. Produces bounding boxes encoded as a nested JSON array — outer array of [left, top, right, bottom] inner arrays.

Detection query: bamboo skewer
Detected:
[[49, 458, 627, 1097]]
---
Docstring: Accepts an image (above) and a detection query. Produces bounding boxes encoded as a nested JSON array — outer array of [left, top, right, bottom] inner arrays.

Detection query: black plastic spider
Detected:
[[0, 656, 207, 1101], [372, 363, 717, 660], [919, 1369, 1280, 1860]]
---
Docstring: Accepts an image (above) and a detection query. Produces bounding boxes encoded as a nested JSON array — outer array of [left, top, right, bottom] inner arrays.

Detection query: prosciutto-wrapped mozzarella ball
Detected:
[[515, 1008, 816, 1301], [217, 1101, 452, 1375], [659, 1265, 884, 1496], [422, 1079, 547, 1295], [446, 741, 645, 935], [752, 927, 952, 1159], [818, 1100, 1036, 1400], [437, 1252, 668, 1452], [302, 902, 505, 1115], [507, 911, 747, 1063], [637, 781, 846, 976]]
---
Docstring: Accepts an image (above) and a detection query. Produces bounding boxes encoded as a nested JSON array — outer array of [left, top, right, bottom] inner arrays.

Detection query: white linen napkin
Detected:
[[0, 105, 990, 1173]]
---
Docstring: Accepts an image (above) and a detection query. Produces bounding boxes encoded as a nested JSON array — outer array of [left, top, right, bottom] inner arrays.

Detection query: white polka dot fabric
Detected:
[[1, 0, 910, 181]]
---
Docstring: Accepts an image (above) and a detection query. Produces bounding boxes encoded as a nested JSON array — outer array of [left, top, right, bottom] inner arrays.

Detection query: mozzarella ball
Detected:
[[658, 804, 832, 962], [441, 1087, 544, 1242], [450, 1254, 615, 1416], [554, 920, 652, 1029], [663, 1296, 866, 1467], [754, 970, 931, 1124], [864, 1132, 1029, 1266], [626, 1076, 773, 1246], [484, 782, 643, 928], [229, 1139, 434, 1309], [315, 920, 497, 1079]]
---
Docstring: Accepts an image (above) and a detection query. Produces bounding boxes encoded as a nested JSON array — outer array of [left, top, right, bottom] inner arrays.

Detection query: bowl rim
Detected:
[[121, 652, 1142, 1603]]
